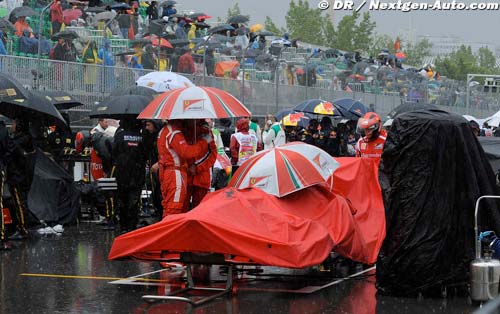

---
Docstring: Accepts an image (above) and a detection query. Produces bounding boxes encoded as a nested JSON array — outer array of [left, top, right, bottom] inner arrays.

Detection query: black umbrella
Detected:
[[110, 2, 130, 10], [51, 30, 79, 41], [10, 6, 37, 18], [34, 91, 84, 110], [85, 6, 106, 13], [89, 95, 152, 118], [0, 73, 31, 102], [195, 22, 210, 29], [129, 38, 152, 46], [255, 30, 274, 37], [110, 86, 157, 98], [160, 0, 177, 7], [208, 24, 234, 34], [189, 12, 208, 19], [0, 18, 15, 33], [227, 14, 249, 24], [0, 92, 67, 127]]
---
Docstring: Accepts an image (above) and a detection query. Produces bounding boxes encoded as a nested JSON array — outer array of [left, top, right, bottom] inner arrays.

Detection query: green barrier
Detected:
[[0, 8, 8, 18]]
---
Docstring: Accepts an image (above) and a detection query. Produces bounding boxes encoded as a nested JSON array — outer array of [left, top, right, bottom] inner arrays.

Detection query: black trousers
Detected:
[[8, 184, 28, 234], [117, 187, 141, 231]]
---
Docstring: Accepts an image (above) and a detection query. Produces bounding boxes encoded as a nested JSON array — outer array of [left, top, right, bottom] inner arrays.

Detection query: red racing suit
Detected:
[[188, 139, 217, 209], [355, 130, 387, 158], [157, 124, 208, 217]]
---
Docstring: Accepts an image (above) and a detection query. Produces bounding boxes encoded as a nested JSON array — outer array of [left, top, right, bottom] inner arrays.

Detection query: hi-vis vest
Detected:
[[233, 132, 258, 166]]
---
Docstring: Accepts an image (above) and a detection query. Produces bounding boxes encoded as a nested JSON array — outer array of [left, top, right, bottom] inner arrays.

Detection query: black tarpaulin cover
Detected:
[[376, 109, 500, 296], [478, 137, 500, 174], [28, 150, 80, 224]]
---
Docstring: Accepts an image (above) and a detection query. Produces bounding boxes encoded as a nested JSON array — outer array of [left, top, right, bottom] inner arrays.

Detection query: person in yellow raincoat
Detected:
[[82, 40, 102, 91], [188, 24, 197, 49]]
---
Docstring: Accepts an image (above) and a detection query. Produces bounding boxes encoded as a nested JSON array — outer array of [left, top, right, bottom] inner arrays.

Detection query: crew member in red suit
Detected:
[[355, 112, 387, 158], [184, 119, 217, 210], [155, 120, 211, 217]]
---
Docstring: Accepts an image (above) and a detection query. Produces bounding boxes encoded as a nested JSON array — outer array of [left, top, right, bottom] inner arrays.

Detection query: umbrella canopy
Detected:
[[395, 52, 407, 61], [249, 23, 263, 33], [34, 91, 84, 110], [138, 86, 251, 120], [255, 30, 274, 37], [0, 73, 30, 102], [0, 92, 67, 127], [227, 14, 249, 24], [63, 8, 82, 25], [90, 95, 152, 118], [93, 11, 116, 22], [332, 98, 368, 119], [10, 6, 37, 18], [0, 17, 15, 33], [194, 22, 210, 29], [51, 30, 79, 41], [85, 7, 106, 13], [129, 37, 152, 46], [293, 99, 341, 116], [144, 36, 173, 48], [189, 13, 211, 20], [160, 0, 177, 7], [279, 110, 311, 127], [110, 85, 157, 97], [208, 24, 234, 34], [169, 38, 190, 46], [229, 142, 340, 197], [110, 2, 130, 10], [136, 71, 194, 93]]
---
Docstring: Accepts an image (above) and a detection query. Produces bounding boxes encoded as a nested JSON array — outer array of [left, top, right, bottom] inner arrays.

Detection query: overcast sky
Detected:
[[175, 0, 500, 47]]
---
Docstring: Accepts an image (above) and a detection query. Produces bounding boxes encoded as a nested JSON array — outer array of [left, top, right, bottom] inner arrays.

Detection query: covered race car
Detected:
[[109, 158, 385, 268]]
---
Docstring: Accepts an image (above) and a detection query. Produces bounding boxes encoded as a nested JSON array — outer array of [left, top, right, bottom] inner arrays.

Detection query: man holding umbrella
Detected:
[[7, 118, 36, 240], [155, 120, 212, 217]]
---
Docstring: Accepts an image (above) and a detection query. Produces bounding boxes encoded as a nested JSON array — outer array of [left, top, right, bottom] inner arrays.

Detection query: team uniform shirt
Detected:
[[263, 123, 286, 150], [230, 132, 258, 166], [355, 131, 387, 158]]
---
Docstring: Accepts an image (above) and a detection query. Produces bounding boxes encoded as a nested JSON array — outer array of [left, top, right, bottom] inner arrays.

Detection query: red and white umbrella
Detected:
[[229, 142, 340, 197], [138, 86, 251, 120]]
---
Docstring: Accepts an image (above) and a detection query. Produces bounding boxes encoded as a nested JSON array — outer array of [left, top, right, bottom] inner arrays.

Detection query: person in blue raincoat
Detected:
[[98, 40, 115, 91], [128, 55, 144, 80], [175, 20, 187, 40]]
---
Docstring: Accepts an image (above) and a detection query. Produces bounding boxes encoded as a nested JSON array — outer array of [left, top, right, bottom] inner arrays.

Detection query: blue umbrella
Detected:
[[293, 99, 342, 117], [332, 98, 368, 120]]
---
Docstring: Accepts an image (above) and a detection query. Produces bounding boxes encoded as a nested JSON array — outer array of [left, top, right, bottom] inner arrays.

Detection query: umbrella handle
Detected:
[[329, 169, 334, 191]]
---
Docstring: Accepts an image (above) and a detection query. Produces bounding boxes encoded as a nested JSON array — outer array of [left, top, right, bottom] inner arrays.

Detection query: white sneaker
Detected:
[[52, 225, 64, 233]]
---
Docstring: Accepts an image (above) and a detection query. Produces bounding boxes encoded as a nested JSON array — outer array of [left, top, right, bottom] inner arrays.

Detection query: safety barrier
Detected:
[[0, 54, 498, 126]]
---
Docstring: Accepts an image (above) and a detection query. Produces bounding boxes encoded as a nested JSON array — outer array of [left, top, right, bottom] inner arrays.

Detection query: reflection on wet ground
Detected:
[[0, 222, 478, 314]]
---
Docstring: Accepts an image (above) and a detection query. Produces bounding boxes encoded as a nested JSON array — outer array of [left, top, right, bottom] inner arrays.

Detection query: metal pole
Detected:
[[466, 74, 472, 115], [36, 0, 54, 89], [241, 45, 250, 104]]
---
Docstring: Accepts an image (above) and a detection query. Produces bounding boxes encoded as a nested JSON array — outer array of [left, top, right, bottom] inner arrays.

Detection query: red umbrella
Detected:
[[143, 35, 173, 49], [138, 86, 251, 120], [63, 8, 82, 25]]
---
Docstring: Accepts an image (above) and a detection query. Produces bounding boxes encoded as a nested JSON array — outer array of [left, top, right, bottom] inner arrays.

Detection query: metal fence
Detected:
[[1, 54, 499, 128]]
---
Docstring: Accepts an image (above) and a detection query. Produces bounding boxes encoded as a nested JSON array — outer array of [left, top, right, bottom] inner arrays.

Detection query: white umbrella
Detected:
[[136, 71, 194, 93]]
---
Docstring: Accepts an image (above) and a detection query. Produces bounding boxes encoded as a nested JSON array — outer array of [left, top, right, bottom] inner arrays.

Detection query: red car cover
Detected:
[[109, 158, 385, 267]]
